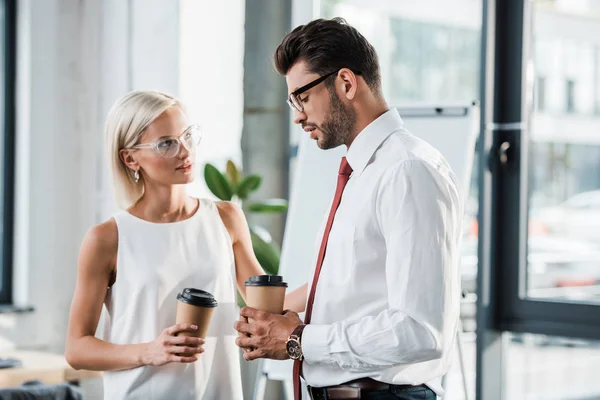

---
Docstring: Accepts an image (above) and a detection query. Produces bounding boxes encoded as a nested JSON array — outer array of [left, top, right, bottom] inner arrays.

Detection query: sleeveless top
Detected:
[[101, 198, 243, 400]]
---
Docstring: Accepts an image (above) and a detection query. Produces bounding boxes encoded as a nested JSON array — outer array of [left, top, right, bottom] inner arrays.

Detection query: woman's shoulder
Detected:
[[214, 200, 245, 221], [214, 200, 241, 214], [81, 218, 119, 256], [214, 201, 247, 240]]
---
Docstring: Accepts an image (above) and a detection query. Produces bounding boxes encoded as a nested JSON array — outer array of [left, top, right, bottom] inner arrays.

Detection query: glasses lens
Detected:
[[286, 98, 295, 111], [287, 95, 303, 112], [183, 126, 201, 149], [156, 138, 180, 157], [293, 95, 304, 112]]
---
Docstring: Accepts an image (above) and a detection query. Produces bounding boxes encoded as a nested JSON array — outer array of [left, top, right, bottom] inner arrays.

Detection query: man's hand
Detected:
[[234, 307, 303, 361]]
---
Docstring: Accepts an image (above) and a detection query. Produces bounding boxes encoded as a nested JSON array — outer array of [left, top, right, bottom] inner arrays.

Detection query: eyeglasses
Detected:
[[286, 70, 338, 113], [286, 69, 362, 113], [131, 124, 202, 158]]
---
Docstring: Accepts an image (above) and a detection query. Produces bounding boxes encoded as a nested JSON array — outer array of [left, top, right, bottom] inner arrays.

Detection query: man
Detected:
[[234, 18, 463, 400]]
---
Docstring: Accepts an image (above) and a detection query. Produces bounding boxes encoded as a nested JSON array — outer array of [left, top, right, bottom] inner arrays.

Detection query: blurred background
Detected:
[[0, 0, 599, 399]]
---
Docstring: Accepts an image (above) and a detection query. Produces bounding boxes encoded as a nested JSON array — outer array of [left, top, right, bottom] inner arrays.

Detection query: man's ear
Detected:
[[337, 68, 358, 100], [119, 148, 139, 172]]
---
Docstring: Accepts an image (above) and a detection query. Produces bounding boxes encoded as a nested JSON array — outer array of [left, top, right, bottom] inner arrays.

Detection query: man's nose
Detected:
[[293, 108, 307, 125]]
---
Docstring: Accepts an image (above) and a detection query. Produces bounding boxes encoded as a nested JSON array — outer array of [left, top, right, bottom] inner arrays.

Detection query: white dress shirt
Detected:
[[301, 109, 463, 396]]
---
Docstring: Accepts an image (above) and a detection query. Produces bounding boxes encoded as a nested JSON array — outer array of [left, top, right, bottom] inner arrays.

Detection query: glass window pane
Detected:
[[321, 0, 482, 104], [527, 1, 600, 304], [507, 333, 600, 399]]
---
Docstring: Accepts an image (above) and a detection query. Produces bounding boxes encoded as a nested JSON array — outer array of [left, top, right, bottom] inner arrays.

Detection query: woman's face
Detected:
[[121, 106, 198, 186]]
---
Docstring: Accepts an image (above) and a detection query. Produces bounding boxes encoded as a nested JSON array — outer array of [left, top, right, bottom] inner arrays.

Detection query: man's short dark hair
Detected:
[[274, 18, 382, 95]]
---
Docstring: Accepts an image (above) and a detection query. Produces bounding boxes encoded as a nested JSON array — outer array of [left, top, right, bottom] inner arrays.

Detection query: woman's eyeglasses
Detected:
[[131, 125, 202, 158]]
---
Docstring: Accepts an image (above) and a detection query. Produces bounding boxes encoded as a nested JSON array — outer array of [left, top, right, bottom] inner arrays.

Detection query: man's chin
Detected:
[[316, 139, 330, 150], [316, 138, 343, 150], [315, 137, 326, 149]]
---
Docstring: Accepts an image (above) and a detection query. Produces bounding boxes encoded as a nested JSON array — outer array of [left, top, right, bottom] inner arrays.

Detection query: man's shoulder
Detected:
[[374, 129, 446, 170], [371, 130, 457, 189]]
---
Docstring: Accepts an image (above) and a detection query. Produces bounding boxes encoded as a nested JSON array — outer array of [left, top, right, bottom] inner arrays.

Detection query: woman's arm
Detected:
[[217, 201, 307, 311], [216, 202, 266, 301], [283, 283, 307, 313], [65, 220, 202, 371]]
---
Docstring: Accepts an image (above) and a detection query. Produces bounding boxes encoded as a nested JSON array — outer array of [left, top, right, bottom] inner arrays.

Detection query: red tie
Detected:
[[293, 157, 353, 400]]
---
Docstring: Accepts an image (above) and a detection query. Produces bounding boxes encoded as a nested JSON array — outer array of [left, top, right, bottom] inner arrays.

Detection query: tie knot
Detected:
[[339, 157, 353, 176]]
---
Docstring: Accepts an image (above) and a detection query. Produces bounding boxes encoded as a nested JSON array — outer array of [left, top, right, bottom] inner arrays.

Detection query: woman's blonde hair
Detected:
[[105, 90, 181, 209]]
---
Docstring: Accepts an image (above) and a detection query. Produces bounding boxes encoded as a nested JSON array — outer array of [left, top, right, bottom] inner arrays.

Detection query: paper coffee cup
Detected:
[[175, 288, 217, 356], [244, 275, 288, 315]]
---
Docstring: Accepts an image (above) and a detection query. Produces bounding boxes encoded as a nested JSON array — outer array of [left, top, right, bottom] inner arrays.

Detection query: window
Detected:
[[506, 333, 600, 399], [483, 0, 600, 346], [0, 0, 16, 305], [320, 1, 481, 105]]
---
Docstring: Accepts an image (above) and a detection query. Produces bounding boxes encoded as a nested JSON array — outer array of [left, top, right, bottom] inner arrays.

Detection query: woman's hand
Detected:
[[141, 324, 205, 366]]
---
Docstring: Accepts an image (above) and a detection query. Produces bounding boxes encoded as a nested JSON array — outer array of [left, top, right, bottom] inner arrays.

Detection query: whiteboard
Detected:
[[259, 104, 479, 386]]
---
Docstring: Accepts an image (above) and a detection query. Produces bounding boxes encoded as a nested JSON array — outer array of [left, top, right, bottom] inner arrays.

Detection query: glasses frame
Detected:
[[130, 124, 202, 158], [286, 69, 362, 112]]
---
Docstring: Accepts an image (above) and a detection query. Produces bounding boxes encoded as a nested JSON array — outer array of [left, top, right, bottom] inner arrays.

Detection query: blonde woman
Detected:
[[65, 91, 264, 399]]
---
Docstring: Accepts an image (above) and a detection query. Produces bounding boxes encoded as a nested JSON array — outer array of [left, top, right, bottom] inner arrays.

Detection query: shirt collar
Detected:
[[346, 108, 404, 176]]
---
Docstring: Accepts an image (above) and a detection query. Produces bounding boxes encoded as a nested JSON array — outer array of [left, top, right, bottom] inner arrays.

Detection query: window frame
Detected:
[[0, 0, 17, 305]]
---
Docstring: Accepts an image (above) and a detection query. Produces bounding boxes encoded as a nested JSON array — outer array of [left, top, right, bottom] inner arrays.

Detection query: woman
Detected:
[[65, 91, 264, 399]]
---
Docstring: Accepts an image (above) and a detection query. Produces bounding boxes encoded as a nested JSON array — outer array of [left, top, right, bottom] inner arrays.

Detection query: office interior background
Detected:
[[0, 0, 599, 399]]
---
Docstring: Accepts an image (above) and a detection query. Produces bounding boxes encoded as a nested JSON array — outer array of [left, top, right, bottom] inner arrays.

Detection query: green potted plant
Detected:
[[203, 160, 288, 305]]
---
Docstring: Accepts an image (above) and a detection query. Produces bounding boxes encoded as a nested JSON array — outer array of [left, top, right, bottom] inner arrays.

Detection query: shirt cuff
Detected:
[[301, 324, 331, 365]]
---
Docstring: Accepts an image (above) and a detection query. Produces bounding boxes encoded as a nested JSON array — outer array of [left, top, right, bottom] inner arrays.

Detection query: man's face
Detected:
[[286, 61, 356, 149]]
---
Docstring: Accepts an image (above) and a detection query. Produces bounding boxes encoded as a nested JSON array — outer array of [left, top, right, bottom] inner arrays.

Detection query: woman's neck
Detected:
[[131, 183, 197, 223]]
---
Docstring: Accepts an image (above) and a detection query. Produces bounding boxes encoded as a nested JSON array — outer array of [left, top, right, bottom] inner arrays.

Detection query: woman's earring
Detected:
[[133, 169, 140, 183]]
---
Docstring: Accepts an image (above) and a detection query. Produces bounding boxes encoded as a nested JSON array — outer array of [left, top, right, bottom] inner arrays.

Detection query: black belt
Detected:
[[307, 378, 427, 400]]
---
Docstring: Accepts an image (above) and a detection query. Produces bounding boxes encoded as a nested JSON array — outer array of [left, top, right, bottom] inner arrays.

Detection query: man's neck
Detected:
[[345, 99, 389, 148]]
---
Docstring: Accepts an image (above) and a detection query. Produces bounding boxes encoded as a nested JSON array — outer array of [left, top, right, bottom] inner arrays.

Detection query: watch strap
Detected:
[[291, 324, 306, 339]]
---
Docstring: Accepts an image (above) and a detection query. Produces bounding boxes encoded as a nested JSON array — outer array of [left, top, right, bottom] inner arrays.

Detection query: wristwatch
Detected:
[[286, 324, 306, 361]]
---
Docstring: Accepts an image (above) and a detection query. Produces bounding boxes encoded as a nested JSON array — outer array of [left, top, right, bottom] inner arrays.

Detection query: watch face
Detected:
[[286, 339, 302, 360]]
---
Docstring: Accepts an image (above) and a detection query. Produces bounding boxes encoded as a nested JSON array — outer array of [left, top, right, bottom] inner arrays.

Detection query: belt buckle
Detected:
[[327, 386, 361, 400]]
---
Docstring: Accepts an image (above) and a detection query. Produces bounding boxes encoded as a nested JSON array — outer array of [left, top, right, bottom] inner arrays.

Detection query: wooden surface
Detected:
[[0, 350, 102, 388]]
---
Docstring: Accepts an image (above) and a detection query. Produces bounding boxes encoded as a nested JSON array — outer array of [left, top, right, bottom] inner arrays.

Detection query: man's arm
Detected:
[[301, 160, 463, 371]]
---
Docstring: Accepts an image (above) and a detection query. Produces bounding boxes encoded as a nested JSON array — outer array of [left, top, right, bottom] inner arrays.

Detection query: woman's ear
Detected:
[[119, 148, 139, 172]]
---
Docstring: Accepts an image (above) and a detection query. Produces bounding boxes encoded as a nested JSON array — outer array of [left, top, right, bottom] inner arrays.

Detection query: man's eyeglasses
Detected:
[[130, 124, 202, 158], [286, 70, 361, 113]]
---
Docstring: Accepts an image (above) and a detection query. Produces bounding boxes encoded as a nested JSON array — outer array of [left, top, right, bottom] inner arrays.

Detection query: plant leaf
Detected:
[[226, 160, 241, 188], [247, 199, 288, 213], [237, 291, 246, 308], [237, 175, 262, 200], [204, 163, 233, 201], [250, 225, 280, 275]]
